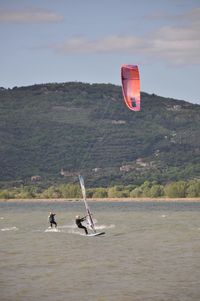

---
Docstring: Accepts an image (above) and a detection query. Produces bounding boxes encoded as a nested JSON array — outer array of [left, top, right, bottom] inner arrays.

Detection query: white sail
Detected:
[[78, 175, 96, 232], [79, 174, 86, 200]]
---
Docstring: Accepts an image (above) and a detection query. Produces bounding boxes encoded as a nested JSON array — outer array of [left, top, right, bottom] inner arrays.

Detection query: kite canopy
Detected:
[[121, 65, 140, 111]]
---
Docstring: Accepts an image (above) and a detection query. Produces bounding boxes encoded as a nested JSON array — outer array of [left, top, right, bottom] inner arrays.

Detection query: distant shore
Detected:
[[1, 197, 200, 202]]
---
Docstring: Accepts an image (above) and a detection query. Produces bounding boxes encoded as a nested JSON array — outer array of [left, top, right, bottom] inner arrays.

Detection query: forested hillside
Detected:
[[0, 82, 199, 188]]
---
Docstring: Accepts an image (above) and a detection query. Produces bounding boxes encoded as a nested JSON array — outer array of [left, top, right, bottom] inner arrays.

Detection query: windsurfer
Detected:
[[48, 212, 57, 228], [75, 215, 88, 235]]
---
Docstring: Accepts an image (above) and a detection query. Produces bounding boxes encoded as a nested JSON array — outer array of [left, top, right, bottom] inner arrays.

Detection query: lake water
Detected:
[[1, 201, 200, 301]]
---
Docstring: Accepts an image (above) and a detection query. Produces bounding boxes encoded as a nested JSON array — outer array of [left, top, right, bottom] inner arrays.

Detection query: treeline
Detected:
[[0, 179, 200, 199]]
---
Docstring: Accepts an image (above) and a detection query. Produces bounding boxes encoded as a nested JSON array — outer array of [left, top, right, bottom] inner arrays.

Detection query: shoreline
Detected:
[[0, 197, 200, 202]]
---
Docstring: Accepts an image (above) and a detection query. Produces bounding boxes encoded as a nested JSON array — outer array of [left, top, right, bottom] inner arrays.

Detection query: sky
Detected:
[[0, 0, 200, 104]]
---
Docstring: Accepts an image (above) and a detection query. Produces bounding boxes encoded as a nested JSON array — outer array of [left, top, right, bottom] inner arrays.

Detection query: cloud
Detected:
[[53, 8, 200, 65], [145, 8, 200, 65], [181, 7, 200, 25], [0, 8, 63, 23], [144, 7, 200, 23], [55, 35, 143, 54]]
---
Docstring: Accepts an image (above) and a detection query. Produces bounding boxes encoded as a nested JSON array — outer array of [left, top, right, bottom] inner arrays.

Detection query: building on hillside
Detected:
[[31, 175, 42, 182], [60, 168, 79, 177], [92, 168, 102, 173]]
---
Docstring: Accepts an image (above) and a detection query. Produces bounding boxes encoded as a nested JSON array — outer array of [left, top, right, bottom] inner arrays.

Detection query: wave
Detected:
[[1, 226, 18, 231], [44, 227, 62, 233], [68, 229, 86, 236], [95, 224, 115, 230]]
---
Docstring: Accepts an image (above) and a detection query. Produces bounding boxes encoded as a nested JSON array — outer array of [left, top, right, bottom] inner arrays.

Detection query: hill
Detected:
[[0, 82, 200, 188]]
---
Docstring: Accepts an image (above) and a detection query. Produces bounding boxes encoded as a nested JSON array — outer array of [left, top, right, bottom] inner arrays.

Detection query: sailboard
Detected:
[[78, 175, 105, 236]]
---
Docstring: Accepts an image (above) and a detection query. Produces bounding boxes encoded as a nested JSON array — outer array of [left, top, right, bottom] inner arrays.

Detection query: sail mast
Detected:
[[78, 175, 96, 232]]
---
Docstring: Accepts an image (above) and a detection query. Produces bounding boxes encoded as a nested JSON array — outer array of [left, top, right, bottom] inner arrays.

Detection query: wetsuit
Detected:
[[49, 214, 57, 228], [76, 217, 88, 235]]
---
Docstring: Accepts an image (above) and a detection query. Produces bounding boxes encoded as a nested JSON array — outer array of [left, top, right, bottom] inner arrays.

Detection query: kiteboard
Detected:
[[86, 231, 105, 237], [45, 227, 59, 232], [78, 175, 105, 237]]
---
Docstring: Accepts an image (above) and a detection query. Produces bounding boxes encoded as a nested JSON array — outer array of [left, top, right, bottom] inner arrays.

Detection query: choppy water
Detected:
[[1, 201, 200, 301]]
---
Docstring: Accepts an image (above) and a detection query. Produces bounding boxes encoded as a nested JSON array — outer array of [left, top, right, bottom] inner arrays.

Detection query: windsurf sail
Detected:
[[78, 175, 96, 233], [121, 64, 140, 111]]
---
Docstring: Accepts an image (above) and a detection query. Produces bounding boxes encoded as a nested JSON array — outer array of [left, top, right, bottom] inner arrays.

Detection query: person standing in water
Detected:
[[75, 215, 88, 235], [48, 212, 57, 228]]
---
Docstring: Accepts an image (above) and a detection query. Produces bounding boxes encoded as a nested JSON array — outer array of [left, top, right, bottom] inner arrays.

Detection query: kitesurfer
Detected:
[[75, 215, 88, 235], [48, 212, 57, 228]]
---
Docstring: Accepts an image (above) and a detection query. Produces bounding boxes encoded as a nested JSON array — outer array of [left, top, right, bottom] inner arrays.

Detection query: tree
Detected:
[[130, 187, 143, 198], [149, 184, 164, 197], [92, 188, 108, 198], [140, 181, 151, 197], [107, 186, 129, 198], [41, 186, 62, 198], [0, 190, 15, 199], [186, 180, 200, 197], [60, 184, 81, 198], [164, 181, 187, 198]]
